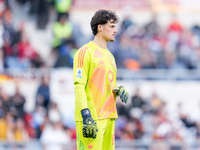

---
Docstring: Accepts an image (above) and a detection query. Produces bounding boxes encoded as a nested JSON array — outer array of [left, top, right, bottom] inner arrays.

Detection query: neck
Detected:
[[93, 35, 108, 49]]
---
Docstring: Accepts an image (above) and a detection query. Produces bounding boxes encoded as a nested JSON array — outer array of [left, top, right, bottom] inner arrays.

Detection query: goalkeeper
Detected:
[[73, 9, 129, 150]]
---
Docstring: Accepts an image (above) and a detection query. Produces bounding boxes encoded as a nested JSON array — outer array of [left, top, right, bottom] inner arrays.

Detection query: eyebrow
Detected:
[[110, 24, 116, 27]]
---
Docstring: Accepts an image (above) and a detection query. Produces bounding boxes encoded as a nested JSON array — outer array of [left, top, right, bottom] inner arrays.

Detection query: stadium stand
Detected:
[[1, 0, 200, 149]]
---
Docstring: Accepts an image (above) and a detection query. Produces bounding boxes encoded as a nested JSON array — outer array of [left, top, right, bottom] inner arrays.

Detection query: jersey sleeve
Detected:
[[74, 83, 88, 111], [73, 46, 90, 85]]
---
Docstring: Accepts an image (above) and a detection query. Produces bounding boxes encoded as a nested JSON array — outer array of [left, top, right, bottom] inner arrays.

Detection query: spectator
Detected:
[[5, 112, 15, 144], [52, 13, 73, 50], [2, 10, 17, 46], [148, 91, 164, 112], [163, 50, 186, 69], [139, 38, 157, 69], [36, 75, 50, 110], [177, 28, 196, 69], [0, 87, 11, 115], [129, 108, 144, 139], [52, 13, 74, 68], [2, 36, 23, 70], [120, 5, 135, 34], [13, 21, 25, 49], [10, 85, 26, 120], [17, 31, 44, 68], [32, 106, 46, 138], [129, 88, 146, 112], [144, 14, 160, 37], [23, 112, 36, 139], [179, 113, 196, 129], [2, 37, 15, 61], [54, 41, 77, 68], [53, 0, 72, 21], [166, 14, 183, 52], [167, 14, 183, 34], [121, 121, 135, 139], [13, 118, 29, 147], [38, 114, 50, 137], [40, 121, 70, 150], [151, 108, 173, 140], [37, 0, 50, 29], [48, 101, 61, 124]]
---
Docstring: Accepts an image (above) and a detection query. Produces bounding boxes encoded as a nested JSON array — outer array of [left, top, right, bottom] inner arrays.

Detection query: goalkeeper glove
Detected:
[[81, 108, 98, 139], [113, 86, 129, 103]]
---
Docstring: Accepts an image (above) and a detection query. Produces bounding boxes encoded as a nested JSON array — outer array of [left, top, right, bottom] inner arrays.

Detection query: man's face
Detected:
[[100, 20, 117, 42]]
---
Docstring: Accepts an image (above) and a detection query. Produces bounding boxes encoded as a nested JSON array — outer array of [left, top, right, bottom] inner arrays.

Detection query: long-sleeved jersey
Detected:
[[73, 41, 118, 121]]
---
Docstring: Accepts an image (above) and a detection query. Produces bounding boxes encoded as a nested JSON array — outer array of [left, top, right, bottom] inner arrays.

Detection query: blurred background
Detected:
[[1, 0, 200, 150]]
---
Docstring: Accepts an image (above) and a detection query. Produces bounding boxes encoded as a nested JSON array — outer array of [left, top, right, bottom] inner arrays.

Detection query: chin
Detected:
[[110, 38, 115, 42]]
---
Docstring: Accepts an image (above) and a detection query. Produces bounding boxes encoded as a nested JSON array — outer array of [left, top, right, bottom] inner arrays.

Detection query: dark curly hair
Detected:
[[90, 9, 119, 36]]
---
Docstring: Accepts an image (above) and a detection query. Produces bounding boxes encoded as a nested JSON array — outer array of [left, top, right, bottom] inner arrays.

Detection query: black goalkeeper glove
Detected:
[[113, 86, 129, 103], [81, 108, 98, 139]]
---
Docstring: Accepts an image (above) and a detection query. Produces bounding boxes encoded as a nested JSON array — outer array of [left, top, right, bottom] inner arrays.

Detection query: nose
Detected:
[[114, 28, 117, 33]]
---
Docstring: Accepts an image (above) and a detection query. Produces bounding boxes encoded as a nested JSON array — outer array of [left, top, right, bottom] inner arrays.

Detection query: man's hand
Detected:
[[81, 108, 98, 139], [113, 86, 129, 103]]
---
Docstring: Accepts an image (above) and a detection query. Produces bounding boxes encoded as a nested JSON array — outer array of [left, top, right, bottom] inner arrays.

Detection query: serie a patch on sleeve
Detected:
[[77, 69, 82, 78]]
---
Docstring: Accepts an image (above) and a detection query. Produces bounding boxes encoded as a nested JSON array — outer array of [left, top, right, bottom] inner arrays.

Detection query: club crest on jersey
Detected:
[[77, 69, 82, 78]]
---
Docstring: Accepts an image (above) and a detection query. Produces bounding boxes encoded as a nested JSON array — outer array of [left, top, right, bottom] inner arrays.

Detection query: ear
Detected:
[[97, 24, 103, 32]]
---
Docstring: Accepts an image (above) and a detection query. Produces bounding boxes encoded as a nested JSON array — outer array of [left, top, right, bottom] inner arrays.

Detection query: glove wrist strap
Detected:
[[81, 108, 91, 119]]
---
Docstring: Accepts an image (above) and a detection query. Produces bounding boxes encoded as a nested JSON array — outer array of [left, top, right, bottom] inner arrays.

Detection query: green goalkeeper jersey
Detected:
[[73, 41, 118, 121]]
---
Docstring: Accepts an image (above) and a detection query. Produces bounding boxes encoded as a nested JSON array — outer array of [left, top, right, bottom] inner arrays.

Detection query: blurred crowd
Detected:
[[116, 87, 200, 149], [0, 75, 76, 149], [1, 78, 200, 149], [0, 0, 45, 72], [116, 88, 200, 140], [0, 0, 81, 72], [111, 13, 200, 70], [1, 0, 200, 72]]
